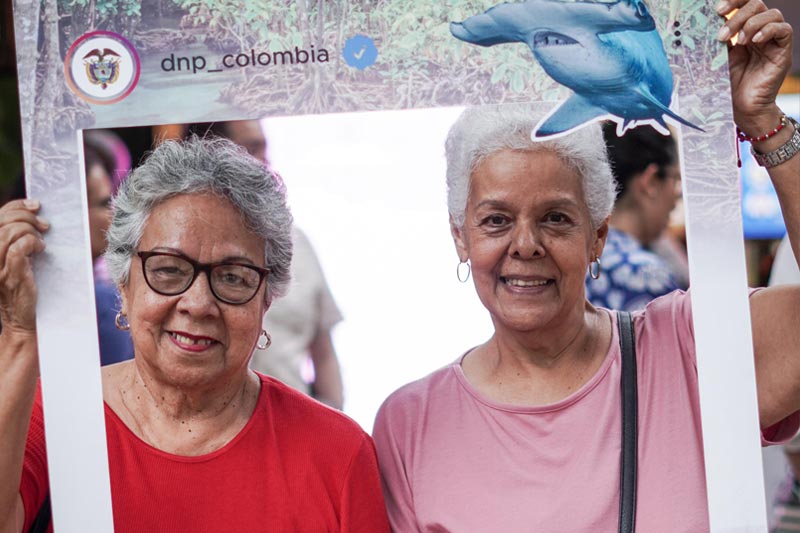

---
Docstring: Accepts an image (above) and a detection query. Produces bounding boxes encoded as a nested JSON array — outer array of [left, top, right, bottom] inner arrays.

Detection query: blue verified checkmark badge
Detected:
[[343, 34, 378, 70]]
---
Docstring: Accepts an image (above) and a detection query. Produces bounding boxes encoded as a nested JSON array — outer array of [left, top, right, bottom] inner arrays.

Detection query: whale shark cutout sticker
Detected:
[[450, 0, 704, 139]]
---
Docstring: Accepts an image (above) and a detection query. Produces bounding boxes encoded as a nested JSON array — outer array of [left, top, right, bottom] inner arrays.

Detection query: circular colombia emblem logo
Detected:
[[64, 30, 140, 105]]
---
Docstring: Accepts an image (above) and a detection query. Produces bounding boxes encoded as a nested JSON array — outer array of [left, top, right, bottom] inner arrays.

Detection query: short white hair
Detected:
[[445, 103, 617, 228]]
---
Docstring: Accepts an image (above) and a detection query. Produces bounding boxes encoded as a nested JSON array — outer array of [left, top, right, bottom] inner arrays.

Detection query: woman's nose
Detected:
[[176, 272, 220, 316], [509, 224, 545, 259]]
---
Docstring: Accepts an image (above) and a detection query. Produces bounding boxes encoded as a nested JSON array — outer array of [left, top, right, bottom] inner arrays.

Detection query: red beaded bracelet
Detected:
[[736, 115, 787, 143]]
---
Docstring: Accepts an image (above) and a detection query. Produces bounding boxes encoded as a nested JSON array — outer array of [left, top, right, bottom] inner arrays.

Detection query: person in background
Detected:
[[251, 226, 345, 408], [769, 234, 800, 533], [86, 129, 133, 193], [1, 133, 134, 362], [84, 132, 134, 365], [190, 119, 345, 409], [584, 123, 684, 311], [650, 210, 691, 289]]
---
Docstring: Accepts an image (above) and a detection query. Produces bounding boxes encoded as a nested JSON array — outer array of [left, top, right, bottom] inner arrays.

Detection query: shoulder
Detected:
[[636, 289, 692, 330], [254, 374, 382, 483], [636, 287, 758, 330], [374, 363, 458, 436], [378, 363, 458, 412], [257, 373, 366, 442], [290, 227, 320, 264], [633, 289, 695, 364], [286, 227, 329, 284]]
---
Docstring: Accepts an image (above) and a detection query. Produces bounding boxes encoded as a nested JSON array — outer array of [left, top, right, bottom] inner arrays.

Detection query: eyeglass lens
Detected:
[[143, 253, 263, 303]]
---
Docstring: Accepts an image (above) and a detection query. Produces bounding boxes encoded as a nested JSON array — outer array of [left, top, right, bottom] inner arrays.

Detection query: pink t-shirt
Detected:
[[373, 290, 799, 532]]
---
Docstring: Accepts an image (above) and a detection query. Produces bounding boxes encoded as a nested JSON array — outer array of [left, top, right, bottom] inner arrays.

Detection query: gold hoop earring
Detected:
[[457, 260, 471, 283], [588, 257, 602, 280], [257, 330, 272, 350], [115, 311, 130, 331]]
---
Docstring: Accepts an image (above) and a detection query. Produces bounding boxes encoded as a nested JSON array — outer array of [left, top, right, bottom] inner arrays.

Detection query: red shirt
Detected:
[[21, 374, 389, 532]]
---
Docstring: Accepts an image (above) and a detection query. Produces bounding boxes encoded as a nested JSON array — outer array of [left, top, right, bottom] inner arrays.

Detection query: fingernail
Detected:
[[717, 26, 731, 41], [738, 31, 746, 44], [715, 1, 728, 14], [36, 216, 49, 228], [24, 199, 40, 209], [752, 31, 763, 43]]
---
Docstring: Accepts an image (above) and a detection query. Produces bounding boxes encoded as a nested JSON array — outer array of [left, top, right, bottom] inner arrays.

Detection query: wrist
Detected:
[[738, 109, 795, 153], [750, 117, 800, 169], [0, 323, 39, 376], [0, 322, 38, 343], [736, 105, 783, 139]]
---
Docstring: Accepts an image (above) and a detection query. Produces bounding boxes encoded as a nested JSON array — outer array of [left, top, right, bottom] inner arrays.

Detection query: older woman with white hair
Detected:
[[374, 1, 800, 530], [0, 137, 389, 531]]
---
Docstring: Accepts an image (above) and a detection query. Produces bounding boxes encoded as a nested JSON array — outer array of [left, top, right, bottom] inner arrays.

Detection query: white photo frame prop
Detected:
[[11, 0, 769, 530]]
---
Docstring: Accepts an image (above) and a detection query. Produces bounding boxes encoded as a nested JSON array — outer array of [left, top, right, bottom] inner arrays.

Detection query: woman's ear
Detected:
[[449, 216, 469, 262], [118, 285, 129, 316], [593, 217, 610, 258], [637, 163, 663, 201]]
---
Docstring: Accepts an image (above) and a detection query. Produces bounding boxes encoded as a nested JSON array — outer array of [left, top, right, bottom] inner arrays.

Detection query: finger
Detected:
[[0, 209, 50, 233], [716, 0, 767, 17], [0, 235, 42, 327], [716, 0, 769, 41], [0, 234, 44, 300], [0, 222, 45, 265], [0, 233, 44, 291], [0, 199, 49, 232], [5, 233, 45, 268], [750, 20, 793, 47], [736, 9, 788, 45], [0, 198, 41, 214]]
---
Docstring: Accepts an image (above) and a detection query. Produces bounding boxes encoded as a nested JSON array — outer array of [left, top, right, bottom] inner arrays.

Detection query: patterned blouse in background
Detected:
[[585, 227, 680, 311]]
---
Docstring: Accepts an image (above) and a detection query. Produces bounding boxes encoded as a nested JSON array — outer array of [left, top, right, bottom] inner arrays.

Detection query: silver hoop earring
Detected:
[[256, 330, 272, 350], [588, 257, 602, 280], [115, 311, 130, 331], [457, 260, 471, 283]]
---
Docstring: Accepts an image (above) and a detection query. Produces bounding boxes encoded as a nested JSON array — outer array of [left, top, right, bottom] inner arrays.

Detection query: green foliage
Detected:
[[174, 0, 300, 50], [58, 0, 141, 24], [691, 107, 724, 123], [171, 0, 542, 97], [711, 49, 728, 71], [57, 0, 142, 45]]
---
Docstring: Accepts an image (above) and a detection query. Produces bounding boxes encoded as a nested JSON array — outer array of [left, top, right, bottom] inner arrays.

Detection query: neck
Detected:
[[114, 361, 260, 455], [610, 207, 649, 244], [464, 304, 611, 405], [495, 308, 593, 370]]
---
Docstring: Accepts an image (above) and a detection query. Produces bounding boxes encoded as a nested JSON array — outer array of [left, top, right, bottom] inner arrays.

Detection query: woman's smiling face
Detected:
[[452, 149, 607, 334], [120, 193, 268, 388]]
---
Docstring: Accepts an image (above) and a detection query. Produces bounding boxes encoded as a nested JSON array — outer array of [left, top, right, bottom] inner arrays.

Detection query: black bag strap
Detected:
[[617, 311, 638, 533], [28, 493, 51, 533]]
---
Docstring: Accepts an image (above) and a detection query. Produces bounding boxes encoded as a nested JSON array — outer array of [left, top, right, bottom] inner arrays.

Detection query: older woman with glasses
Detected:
[[0, 137, 389, 532]]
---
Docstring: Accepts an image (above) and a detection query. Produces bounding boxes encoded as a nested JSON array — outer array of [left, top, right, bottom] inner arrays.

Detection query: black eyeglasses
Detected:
[[136, 251, 270, 305]]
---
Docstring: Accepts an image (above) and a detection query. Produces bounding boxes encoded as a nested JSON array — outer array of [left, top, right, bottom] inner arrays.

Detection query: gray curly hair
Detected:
[[105, 136, 293, 303], [446, 103, 617, 228]]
